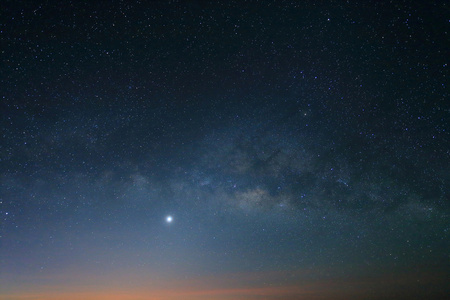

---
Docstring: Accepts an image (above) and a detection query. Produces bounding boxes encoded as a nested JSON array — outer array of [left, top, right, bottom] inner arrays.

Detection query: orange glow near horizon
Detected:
[[2, 267, 447, 300], [0, 286, 311, 300], [0, 269, 337, 300]]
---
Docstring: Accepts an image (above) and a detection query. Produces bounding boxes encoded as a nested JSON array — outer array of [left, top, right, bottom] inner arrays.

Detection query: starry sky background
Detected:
[[1, 1, 449, 299]]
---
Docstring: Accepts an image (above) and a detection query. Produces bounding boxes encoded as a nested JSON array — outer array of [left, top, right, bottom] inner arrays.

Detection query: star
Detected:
[[166, 215, 173, 223]]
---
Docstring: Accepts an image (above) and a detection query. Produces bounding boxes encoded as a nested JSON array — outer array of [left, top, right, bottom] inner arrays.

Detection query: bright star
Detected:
[[166, 215, 173, 223]]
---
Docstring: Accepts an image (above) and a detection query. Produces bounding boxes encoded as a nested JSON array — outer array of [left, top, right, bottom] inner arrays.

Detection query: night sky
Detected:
[[1, 1, 449, 299]]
